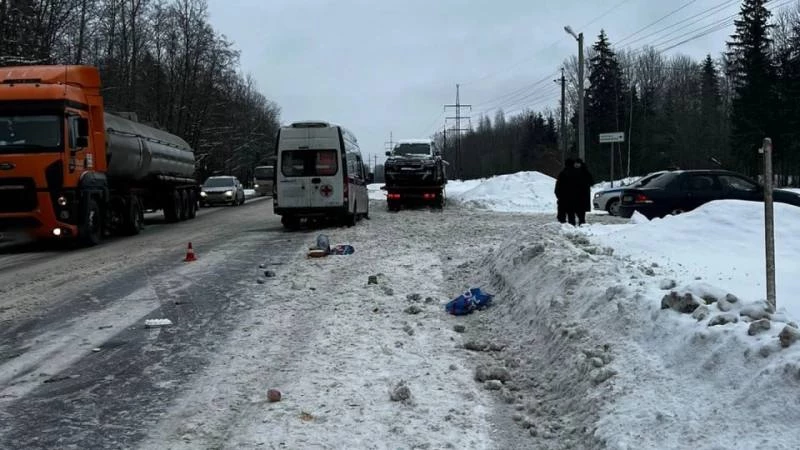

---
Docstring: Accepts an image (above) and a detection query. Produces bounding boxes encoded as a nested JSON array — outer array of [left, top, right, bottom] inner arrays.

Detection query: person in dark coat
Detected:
[[554, 158, 594, 226], [554, 158, 574, 223]]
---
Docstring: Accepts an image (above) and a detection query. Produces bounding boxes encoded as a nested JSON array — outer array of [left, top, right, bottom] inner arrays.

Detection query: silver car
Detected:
[[200, 176, 246, 206], [594, 171, 668, 215]]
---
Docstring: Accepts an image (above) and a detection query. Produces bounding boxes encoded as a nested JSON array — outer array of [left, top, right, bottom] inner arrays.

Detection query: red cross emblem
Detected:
[[320, 184, 333, 197]]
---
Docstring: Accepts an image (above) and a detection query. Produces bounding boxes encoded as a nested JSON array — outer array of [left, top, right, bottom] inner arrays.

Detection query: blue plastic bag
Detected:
[[445, 287, 493, 316], [330, 244, 355, 255]]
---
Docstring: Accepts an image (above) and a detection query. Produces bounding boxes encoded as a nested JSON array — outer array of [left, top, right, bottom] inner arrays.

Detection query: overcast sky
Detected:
[[206, 0, 744, 167]]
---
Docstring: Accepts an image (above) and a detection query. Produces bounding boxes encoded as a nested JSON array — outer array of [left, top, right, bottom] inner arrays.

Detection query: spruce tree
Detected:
[[586, 30, 627, 178], [726, 0, 774, 175]]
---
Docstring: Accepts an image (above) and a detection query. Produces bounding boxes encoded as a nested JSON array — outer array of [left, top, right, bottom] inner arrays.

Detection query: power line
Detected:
[[460, 0, 641, 88], [472, 70, 559, 110], [620, 0, 740, 49], [615, 0, 702, 46]]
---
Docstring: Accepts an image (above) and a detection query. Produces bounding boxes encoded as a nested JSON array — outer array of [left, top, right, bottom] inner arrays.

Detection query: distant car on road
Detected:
[[593, 171, 668, 216], [617, 169, 800, 219], [200, 176, 246, 207]]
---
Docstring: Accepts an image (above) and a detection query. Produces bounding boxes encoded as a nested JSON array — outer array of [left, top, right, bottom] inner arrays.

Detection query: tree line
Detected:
[[436, 0, 799, 186], [0, 0, 280, 185]]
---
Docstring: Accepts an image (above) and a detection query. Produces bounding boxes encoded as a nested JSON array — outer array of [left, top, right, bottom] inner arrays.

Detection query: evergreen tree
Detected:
[[726, 0, 774, 175], [699, 55, 724, 163], [586, 30, 627, 177]]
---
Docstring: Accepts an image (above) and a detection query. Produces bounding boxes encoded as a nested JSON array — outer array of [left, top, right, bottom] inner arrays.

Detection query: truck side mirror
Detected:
[[77, 117, 90, 138], [367, 172, 374, 183], [75, 117, 90, 149], [385, 151, 391, 157]]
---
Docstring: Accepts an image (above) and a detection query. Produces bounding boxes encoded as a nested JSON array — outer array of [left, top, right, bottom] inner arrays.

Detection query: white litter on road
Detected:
[[144, 318, 173, 327]]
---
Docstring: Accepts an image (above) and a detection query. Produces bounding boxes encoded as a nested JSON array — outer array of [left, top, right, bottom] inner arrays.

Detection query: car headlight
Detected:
[[594, 193, 600, 198], [57, 195, 68, 206], [254, 184, 259, 188], [200, 191, 207, 197], [225, 190, 233, 196]]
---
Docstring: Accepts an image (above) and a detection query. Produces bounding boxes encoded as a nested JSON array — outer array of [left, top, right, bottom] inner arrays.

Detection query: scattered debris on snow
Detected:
[[144, 318, 172, 328]]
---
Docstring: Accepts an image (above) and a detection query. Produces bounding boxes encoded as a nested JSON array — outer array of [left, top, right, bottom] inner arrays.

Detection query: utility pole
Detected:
[[384, 131, 395, 154], [565, 26, 585, 161], [444, 83, 471, 179], [555, 68, 567, 162]]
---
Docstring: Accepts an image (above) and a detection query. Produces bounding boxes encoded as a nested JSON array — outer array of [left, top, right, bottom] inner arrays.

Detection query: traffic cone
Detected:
[[184, 242, 197, 262]]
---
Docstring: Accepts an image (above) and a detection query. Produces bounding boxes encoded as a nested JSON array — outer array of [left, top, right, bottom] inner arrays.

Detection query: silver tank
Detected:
[[104, 113, 195, 182]]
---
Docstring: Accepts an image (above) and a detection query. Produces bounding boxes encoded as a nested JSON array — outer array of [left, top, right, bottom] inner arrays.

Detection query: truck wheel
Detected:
[[344, 202, 357, 227], [281, 216, 299, 230], [178, 190, 190, 221], [434, 193, 445, 210], [164, 190, 180, 222], [80, 198, 103, 246], [187, 191, 197, 219], [124, 198, 143, 235]]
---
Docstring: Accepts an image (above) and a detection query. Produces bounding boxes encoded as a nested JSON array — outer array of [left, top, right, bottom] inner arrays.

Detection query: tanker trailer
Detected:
[[104, 113, 199, 227], [0, 64, 200, 246]]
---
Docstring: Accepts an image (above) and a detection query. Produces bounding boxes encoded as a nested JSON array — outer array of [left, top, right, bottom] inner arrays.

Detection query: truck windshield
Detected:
[[254, 167, 274, 179], [0, 115, 62, 153], [393, 143, 430, 156]]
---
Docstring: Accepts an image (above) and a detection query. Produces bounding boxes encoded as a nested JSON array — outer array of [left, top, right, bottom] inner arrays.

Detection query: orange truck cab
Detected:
[[0, 65, 198, 245]]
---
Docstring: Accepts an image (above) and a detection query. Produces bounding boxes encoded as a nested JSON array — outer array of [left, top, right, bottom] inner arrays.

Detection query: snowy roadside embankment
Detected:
[[448, 202, 800, 448], [583, 200, 800, 320]]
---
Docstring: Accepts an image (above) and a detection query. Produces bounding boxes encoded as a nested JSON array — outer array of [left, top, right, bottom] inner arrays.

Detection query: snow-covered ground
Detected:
[[354, 172, 800, 449]]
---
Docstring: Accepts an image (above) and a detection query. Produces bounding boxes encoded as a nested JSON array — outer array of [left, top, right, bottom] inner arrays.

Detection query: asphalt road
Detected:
[[0, 196, 310, 449]]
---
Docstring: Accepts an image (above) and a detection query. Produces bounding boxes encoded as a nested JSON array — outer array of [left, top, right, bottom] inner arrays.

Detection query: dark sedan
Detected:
[[617, 170, 800, 219]]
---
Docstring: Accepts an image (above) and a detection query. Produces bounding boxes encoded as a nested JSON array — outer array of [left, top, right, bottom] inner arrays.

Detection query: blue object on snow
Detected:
[[330, 244, 355, 255], [445, 287, 493, 316]]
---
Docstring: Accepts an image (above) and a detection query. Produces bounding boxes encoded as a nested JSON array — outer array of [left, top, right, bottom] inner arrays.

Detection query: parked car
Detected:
[[593, 171, 669, 215], [617, 169, 800, 219], [200, 176, 246, 207]]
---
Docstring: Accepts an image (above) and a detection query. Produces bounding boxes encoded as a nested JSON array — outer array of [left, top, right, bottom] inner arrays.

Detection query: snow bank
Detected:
[[448, 171, 556, 213], [464, 218, 800, 449], [367, 183, 385, 200], [583, 200, 800, 319]]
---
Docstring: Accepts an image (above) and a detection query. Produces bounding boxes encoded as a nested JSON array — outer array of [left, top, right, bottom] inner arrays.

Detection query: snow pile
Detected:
[[583, 200, 800, 319], [445, 178, 484, 197], [448, 171, 556, 213], [367, 183, 385, 200], [458, 216, 800, 449]]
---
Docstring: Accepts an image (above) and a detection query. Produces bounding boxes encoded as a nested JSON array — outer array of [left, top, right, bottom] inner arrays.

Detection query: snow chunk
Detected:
[[144, 318, 172, 327]]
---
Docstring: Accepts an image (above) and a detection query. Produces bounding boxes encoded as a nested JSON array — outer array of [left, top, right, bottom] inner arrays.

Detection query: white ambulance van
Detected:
[[273, 121, 372, 229]]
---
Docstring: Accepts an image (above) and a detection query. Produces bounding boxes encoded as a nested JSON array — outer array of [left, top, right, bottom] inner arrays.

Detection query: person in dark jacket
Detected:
[[554, 158, 594, 225], [554, 158, 573, 223]]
